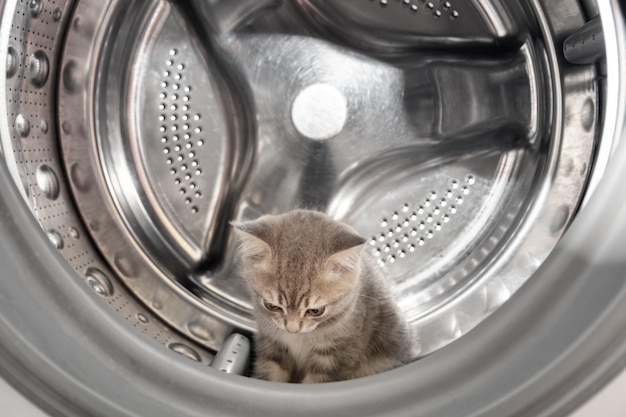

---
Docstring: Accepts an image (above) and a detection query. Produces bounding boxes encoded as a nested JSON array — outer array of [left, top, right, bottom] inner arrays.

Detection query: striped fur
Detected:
[[234, 210, 411, 383]]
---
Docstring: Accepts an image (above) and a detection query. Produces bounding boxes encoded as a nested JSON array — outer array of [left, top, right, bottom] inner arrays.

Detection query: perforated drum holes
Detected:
[[372, 0, 460, 19], [4, 0, 215, 370], [160, 49, 203, 214], [372, 175, 475, 267], [45, 0, 600, 362]]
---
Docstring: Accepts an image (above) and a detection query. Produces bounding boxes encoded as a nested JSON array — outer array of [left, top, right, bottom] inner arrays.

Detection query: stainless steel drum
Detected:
[[0, 0, 625, 416]]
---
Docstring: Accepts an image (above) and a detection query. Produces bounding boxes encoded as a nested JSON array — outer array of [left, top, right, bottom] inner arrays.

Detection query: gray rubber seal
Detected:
[[0, 1, 625, 416]]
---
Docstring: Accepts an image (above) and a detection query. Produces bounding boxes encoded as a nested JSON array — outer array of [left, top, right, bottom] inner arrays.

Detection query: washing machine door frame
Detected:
[[0, 0, 625, 416]]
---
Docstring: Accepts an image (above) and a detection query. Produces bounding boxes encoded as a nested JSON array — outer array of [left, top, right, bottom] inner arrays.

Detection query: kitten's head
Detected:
[[233, 210, 365, 334]]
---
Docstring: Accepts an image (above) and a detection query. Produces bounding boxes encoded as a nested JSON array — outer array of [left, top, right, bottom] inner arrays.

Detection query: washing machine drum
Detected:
[[0, 0, 625, 416]]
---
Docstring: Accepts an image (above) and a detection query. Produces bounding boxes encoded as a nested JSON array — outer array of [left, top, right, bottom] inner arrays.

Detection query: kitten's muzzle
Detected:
[[285, 316, 303, 333]]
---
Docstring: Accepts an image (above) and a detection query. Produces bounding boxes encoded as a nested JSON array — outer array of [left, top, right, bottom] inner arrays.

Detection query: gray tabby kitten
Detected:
[[233, 209, 411, 383]]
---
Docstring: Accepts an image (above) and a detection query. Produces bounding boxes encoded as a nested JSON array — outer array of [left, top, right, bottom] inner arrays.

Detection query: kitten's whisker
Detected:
[[358, 294, 381, 302]]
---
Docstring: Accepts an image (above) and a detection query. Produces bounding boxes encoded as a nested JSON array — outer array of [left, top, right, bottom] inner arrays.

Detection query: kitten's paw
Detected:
[[254, 359, 290, 383], [301, 372, 334, 384]]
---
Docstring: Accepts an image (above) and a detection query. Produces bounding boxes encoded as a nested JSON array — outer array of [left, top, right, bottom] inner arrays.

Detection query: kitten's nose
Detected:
[[285, 318, 301, 333]]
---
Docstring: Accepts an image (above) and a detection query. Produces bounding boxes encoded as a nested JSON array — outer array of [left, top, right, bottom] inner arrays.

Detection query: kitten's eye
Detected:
[[263, 301, 283, 313], [306, 307, 325, 317]]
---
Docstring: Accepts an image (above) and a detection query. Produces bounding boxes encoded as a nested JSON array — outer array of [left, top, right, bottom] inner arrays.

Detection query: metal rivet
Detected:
[[6, 46, 18, 78], [168, 342, 200, 362], [28, 0, 43, 17], [68, 227, 80, 239], [581, 97, 595, 131], [114, 251, 139, 278], [70, 162, 91, 192], [36, 164, 60, 200], [15, 114, 30, 137], [188, 322, 212, 341], [62, 121, 72, 134], [85, 267, 113, 297], [28, 50, 50, 88], [52, 8, 62, 21], [62, 60, 80, 92], [47, 230, 64, 249]]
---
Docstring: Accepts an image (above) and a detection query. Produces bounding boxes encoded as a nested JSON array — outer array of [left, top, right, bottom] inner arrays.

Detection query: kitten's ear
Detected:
[[231, 220, 272, 265], [325, 229, 366, 275]]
